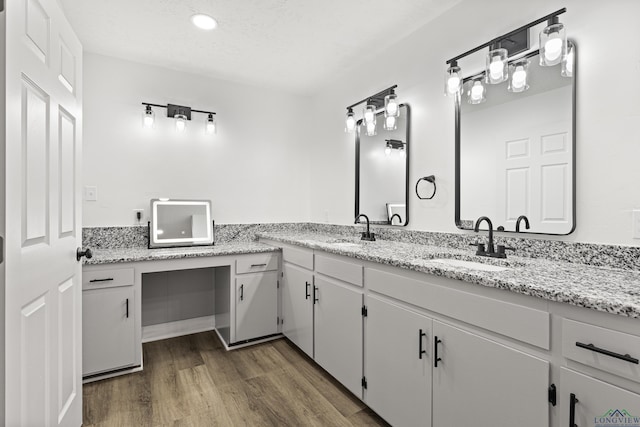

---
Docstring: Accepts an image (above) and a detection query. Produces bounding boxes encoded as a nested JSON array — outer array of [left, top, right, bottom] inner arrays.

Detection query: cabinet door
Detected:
[[314, 276, 363, 398], [235, 271, 279, 342], [282, 263, 314, 357], [561, 368, 640, 427], [433, 321, 550, 427], [83, 286, 136, 376], [365, 296, 432, 427]]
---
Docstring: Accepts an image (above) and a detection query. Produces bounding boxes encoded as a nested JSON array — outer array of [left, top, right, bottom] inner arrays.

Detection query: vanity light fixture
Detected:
[[540, 16, 566, 67], [444, 8, 570, 103], [384, 139, 405, 156], [142, 104, 155, 128], [344, 85, 398, 136], [486, 46, 508, 84], [345, 108, 356, 133], [141, 102, 217, 135], [508, 58, 530, 93], [444, 61, 462, 97]]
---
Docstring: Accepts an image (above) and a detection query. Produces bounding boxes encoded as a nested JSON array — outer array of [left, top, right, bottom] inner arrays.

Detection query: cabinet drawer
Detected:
[[562, 319, 640, 382], [282, 245, 314, 270], [315, 253, 363, 287], [83, 267, 134, 290], [366, 267, 549, 349], [236, 253, 278, 274]]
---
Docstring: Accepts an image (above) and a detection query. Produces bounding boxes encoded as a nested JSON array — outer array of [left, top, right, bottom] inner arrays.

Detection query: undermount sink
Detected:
[[430, 258, 509, 272]]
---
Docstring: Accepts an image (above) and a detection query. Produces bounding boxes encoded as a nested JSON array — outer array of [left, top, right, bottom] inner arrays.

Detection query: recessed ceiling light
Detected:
[[191, 14, 217, 30]]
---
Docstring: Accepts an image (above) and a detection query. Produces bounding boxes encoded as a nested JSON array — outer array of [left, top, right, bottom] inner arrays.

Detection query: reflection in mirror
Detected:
[[356, 104, 410, 226], [149, 199, 214, 248], [456, 49, 575, 235]]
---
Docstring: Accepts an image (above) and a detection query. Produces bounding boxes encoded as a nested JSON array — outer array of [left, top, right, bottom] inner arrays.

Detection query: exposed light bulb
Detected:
[[206, 114, 216, 135], [364, 105, 376, 124], [512, 66, 526, 89], [142, 105, 155, 128], [365, 121, 376, 136], [447, 75, 461, 94], [489, 57, 504, 81], [398, 147, 406, 159], [486, 48, 508, 84], [469, 81, 486, 104], [386, 100, 398, 115], [445, 62, 462, 97], [384, 93, 399, 118], [175, 114, 187, 132], [345, 109, 356, 133], [384, 145, 392, 156], [384, 115, 397, 131], [540, 19, 566, 66]]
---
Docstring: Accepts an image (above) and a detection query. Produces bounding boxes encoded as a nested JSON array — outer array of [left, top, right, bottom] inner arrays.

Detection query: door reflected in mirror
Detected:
[[456, 50, 575, 235], [356, 104, 410, 226]]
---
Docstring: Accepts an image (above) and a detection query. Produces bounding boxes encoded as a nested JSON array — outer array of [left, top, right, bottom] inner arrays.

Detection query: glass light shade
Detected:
[[384, 115, 397, 131], [384, 144, 392, 156], [398, 146, 406, 159], [206, 114, 216, 135], [345, 109, 356, 133], [365, 121, 377, 136], [444, 64, 462, 97], [485, 48, 508, 84], [142, 107, 155, 128], [540, 22, 566, 66], [363, 104, 376, 126], [508, 59, 530, 93], [468, 80, 486, 105], [384, 93, 400, 118], [175, 114, 187, 132], [562, 42, 574, 77]]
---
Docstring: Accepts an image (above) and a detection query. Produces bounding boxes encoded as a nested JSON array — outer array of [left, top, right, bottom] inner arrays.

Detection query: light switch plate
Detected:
[[633, 210, 640, 239], [84, 186, 98, 201]]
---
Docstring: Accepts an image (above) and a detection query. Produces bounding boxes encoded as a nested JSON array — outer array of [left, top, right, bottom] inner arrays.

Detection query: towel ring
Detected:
[[416, 175, 436, 200]]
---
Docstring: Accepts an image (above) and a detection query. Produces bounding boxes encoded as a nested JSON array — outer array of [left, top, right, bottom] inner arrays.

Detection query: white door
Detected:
[[365, 296, 432, 427], [3, 0, 83, 425], [281, 262, 313, 357], [314, 276, 363, 399], [235, 271, 278, 342], [433, 321, 550, 427]]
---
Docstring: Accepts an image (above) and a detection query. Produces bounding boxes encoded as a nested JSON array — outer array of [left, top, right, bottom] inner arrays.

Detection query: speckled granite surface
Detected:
[[258, 231, 640, 319], [85, 242, 278, 265]]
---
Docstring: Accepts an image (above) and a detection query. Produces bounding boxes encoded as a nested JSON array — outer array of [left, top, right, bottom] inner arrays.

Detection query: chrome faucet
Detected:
[[516, 215, 530, 232], [389, 213, 402, 225], [473, 216, 495, 255], [355, 214, 376, 241]]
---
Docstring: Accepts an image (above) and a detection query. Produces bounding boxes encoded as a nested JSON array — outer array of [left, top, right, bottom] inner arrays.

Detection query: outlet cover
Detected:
[[633, 210, 640, 239], [84, 186, 98, 201]]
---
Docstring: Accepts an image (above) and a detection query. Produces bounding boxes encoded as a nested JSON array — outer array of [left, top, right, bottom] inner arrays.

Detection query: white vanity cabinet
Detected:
[[432, 321, 550, 427], [82, 267, 137, 377], [364, 295, 433, 427], [232, 254, 279, 344], [281, 262, 314, 356]]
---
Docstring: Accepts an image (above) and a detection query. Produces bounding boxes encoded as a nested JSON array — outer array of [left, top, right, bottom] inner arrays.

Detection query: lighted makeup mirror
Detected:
[[149, 199, 214, 248]]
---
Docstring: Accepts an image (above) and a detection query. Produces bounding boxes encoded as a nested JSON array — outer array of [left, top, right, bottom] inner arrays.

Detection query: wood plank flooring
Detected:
[[83, 332, 390, 427]]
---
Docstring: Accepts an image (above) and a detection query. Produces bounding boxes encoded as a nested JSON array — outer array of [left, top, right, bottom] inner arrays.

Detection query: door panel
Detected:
[[235, 271, 278, 342], [4, 0, 83, 424], [281, 263, 313, 357], [433, 321, 550, 427]]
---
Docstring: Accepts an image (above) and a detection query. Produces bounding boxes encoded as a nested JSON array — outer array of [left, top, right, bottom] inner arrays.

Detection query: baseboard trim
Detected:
[[142, 315, 215, 343]]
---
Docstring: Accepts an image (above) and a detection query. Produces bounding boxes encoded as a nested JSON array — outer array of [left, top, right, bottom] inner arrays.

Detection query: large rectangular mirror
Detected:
[[149, 199, 214, 248], [356, 104, 410, 226], [456, 49, 575, 235]]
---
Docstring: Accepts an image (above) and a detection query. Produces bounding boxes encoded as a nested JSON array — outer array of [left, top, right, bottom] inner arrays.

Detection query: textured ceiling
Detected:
[[60, 0, 461, 94]]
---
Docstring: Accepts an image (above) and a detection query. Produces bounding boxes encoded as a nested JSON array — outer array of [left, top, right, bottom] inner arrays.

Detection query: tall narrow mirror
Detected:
[[356, 104, 410, 226], [456, 49, 575, 235]]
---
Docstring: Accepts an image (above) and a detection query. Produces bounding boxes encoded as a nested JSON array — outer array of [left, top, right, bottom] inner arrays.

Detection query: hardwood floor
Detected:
[[83, 332, 390, 426]]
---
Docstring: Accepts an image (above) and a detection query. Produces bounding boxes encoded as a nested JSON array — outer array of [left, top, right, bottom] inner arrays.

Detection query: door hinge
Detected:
[[361, 305, 368, 317], [548, 384, 556, 406], [361, 376, 367, 389]]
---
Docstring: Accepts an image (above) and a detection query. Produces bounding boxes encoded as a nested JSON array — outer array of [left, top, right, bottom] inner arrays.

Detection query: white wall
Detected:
[[308, 0, 640, 245], [83, 53, 312, 226]]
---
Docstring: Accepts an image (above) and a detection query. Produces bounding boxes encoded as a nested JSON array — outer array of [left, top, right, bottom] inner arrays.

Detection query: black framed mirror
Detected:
[[455, 47, 576, 235], [356, 104, 410, 226]]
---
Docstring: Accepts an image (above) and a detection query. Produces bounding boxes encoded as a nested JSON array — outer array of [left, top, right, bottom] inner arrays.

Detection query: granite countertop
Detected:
[[84, 242, 279, 265], [258, 231, 640, 319]]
